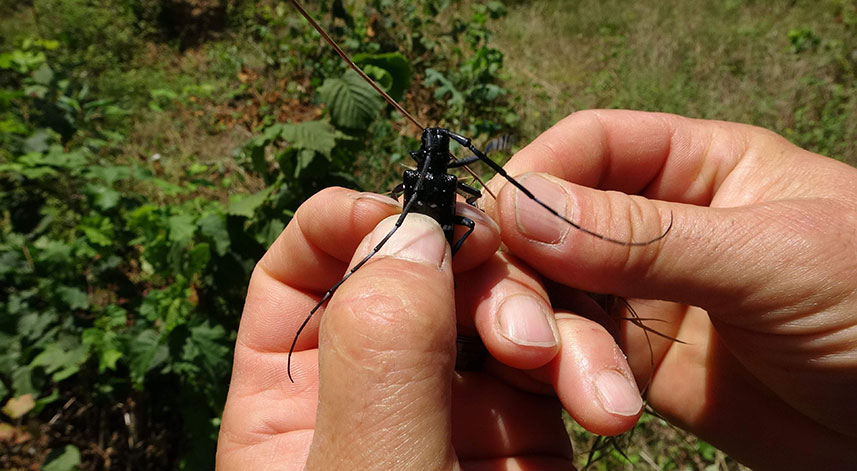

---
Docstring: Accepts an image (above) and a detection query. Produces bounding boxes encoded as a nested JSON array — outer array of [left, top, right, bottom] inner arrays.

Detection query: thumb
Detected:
[[306, 214, 459, 471], [490, 172, 800, 313]]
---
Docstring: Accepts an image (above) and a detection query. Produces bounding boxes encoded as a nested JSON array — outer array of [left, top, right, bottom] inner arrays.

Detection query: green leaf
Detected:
[[280, 120, 338, 156], [32, 63, 54, 85], [254, 218, 286, 247], [18, 309, 59, 341], [30, 341, 87, 382], [150, 88, 179, 101], [188, 243, 211, 274], [23, 130, 53, 153], [168, 214, 196, 244], [32, 237, 72, 265], [87, 165, 132, 185], [11, 366, 36, 396], [361, 65, 393, 93], [226, 187, 273, 218], [34, 389, 61, 413], [82, 306, 126, 373], [262, 123, 285, 141], [57, 286, 89, 310], [129, 329, 169, 387], [43, 147, 88, 169], [86, 183, 121, 210], [296, 148, 319, 176], [80, 225, 112, 247], [164, 296, 193, 331], [83, 327, 123, 372], [423, 68, 464, 106], [42, 444, 81, 471], [188, 163, 208, 175], [354, 52, 412, 101], [152, 178, 188, 196], [197, 212, 230, 256], [182, 322, 231, 380], [318, 69, 385, 130]]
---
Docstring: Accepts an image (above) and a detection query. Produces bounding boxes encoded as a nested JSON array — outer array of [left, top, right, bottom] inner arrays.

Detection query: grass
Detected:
[[491, 0, 857, 167], [566, 410, 752, 471]]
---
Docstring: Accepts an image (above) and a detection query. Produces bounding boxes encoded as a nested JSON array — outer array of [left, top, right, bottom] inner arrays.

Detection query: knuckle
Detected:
[[327, 263, 454, 351]]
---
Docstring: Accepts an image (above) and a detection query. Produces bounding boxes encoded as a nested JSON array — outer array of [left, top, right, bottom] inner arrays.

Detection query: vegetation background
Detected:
[[0, 0, 854, 469]]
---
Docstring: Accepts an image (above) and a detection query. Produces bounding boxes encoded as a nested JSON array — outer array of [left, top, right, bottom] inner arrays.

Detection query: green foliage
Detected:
[[33, 0, 144, 73], [319, 70, 386, 130], [1, 2, 516, 468], [787, 27, 820, 53], [1, 39, 249, 469], [354, 52, 412, 101], [42, 444, 81, 471]]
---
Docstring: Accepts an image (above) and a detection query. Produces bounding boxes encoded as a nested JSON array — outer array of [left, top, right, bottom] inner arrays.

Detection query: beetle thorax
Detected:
[[413, 128, 452, 172]]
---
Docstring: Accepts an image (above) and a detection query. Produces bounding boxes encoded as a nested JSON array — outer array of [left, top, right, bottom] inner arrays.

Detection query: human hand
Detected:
[[481, 110, 857, 470], [216, 188, 584, 470]]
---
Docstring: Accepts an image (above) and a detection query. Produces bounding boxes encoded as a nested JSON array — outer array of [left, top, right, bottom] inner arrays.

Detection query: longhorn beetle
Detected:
[[286, 0, 673, 382]]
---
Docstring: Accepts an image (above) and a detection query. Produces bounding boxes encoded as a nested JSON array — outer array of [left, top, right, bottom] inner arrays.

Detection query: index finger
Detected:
[[235, 187, 503, 381], [486, 110, 757, 207]]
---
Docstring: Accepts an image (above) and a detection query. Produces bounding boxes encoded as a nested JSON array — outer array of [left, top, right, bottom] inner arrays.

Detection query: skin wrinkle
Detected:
[[747, 298, 842, 333], [294, 199, 348, 264], [393, 390, 449, 439], [230, 348, 310, 397], [219, 424, 295, 449], [364, 387, 432, 440], [556, 316, 595, 375], [334, 288, 449, 344], [713, 123, 751, 195], [220, 432, 314, 466], [533, 140, 565, 182], [259, 218, 338, 295], [333, 193, 383, 262], [632, 113, 676, 198], [709, 235, 773, 311], [370, 354, 449, 404], [251, 381, 317, 417], [632, 118, 676, 197], [322, 273, 454, 387], [638, 213, 673, 288], [646, 208, 760, 312], [603, 192, 667, 284], [800, 325, 857, 365], [686, 124, 718, 203], [589, 111, 612, 188], [237, 277, 319, 352], [734, 201, 852, 316], [707, 130, 757, 209], [252, 404, 309, 438], [224, 400, 314, 445], [726, 317, 857, 368], [603, 190, 637, 271], [331, 373, 453, 469]]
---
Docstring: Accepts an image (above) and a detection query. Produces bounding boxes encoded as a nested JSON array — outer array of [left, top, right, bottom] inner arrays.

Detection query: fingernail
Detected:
[[355, 192, 401, 208], [594, 369, 643, 416], [514, 174, 570, 244], [496, 295, 557, 347], [370, 214, 447, 267], [456, 203, 500, 234]]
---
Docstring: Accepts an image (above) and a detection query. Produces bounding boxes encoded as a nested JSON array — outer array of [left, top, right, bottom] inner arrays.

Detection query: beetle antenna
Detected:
[[288, 0, 424, 132]]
